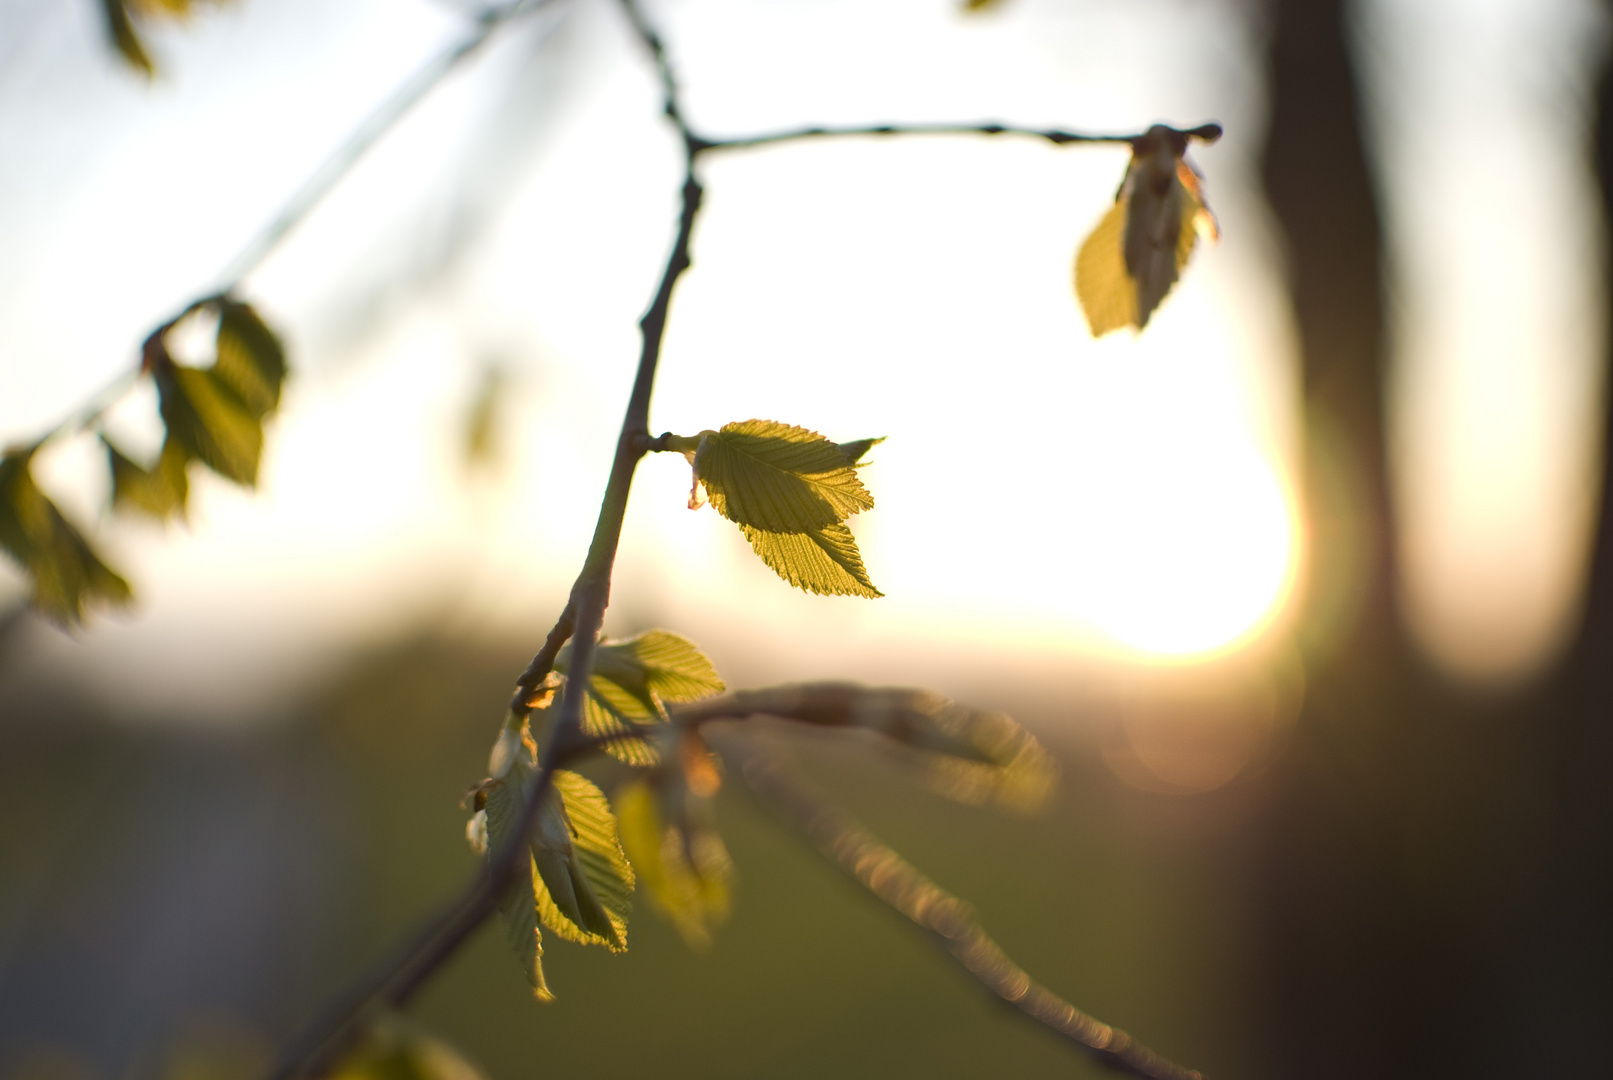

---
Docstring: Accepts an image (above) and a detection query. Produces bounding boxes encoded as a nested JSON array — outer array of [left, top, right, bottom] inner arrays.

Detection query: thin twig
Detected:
[[728, 742, 1205, 1080], [13, 0, 563, 456], [708, 122, 1140, 152], [213, 0, 565, 293]]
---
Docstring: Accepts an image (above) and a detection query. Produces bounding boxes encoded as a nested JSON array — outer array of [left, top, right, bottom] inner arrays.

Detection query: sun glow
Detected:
[[1078, 443, 1295, 656]]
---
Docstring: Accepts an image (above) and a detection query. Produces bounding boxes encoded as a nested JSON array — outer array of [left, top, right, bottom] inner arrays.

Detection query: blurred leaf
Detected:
[[99, 0, 228, 76], [460, 365, 506, 474], [740, 522, 882, 598], [0, 449, 132, 627], [326, 1020, 487, 1080], [961, 0, 1009, 11], [532, 770, 634, 952], [557, 630, 726, 765], [695, 419, 873, 532], [481, 758, 552, 1000], [615, 771, 732, 950], [155, 363, 263, 487], [1075, 124, 1220, 336], [213, 300, 286, 420], [100, 0, 154, 75], [104, 435, 190, 522]]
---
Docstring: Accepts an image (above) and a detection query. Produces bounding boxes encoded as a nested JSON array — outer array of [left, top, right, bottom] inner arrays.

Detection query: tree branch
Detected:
[[261, 4, 1219, 1076], [264, 2, 706, 1074], [726, 742, 1206, 1080]]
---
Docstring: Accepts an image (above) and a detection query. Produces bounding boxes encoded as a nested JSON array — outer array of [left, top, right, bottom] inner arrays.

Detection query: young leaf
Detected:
[[531, 771, 634, 952], [155, 363, 263, 487], [556, 630, 726, 765], [1075, 123, 1220, 336], [740, 522, 882, 598], [695, 420, 874, 532], [0, 450, 133, 627], [104, 435, 190, 522], [480, 761, 552, 1000], [213, 299, 287, 420], [615, 777, 732, 949], [1074, 200, 1137, 338]]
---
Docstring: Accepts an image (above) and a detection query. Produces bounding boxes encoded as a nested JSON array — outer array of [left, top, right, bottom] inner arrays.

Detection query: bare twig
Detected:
[[15, 0, 563, 456], [728, 742, 1205, 1080], [709, 122, 1137, 151]]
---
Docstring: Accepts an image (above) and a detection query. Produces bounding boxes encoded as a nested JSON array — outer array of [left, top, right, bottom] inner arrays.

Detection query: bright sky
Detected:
[[0, 0, 1600, 716]]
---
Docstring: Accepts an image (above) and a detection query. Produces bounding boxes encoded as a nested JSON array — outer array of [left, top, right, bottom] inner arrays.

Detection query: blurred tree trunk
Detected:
[[1256, 1, 1471, 1076], [1501, 8, 1613, 1071], [1258, 1, 1613, 1077]]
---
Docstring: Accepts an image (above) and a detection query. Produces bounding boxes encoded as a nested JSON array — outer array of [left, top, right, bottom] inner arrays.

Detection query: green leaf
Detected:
[[836, 437, 885, 466], [155, 362, 263, 487], [557, 630, 726, 765], [740, 522, 882, 598], [481, 763, 552, 1000], [531, 770, 634, 952], [696, 420, 874, 532], [615, 778, 732, 949], [0, 450, 132, 627], [104, 435, 190, 522], [213, 299, 286, 420]]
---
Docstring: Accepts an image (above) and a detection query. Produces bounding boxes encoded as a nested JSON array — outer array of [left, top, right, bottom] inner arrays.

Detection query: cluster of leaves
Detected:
[[464, 629, 1053, 997], [100, 0, 227, 76], [0, 297, 285, 626], [668, 420, 884, 598], [1076, 123, 1221, 335]]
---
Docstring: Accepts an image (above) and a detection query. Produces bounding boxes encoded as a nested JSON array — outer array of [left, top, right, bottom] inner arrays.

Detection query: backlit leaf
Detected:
[[557, 630, 726, 765], [695, 420, 873, 532], [480, 759, 552, 999], [531, 771, 634, 952], [1075, 123, 1220, 336], [741, 522, 882, 598], [213, 299, 286, 420], [615, 778, 732, 949], [155, 363, 263, 487], [104, 435, 189, 522], [0, 450, 132, 627], [1074, 200, 1137, 337]]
